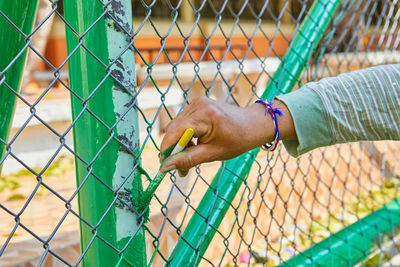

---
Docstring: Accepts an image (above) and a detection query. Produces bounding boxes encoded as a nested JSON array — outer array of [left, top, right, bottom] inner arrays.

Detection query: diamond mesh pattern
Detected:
[[0, 0, 400, 266]]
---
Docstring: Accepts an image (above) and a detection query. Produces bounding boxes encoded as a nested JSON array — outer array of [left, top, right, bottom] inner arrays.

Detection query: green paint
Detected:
[[168, 0, 341, 266], [159, 143, 175, 163], [282, 198, 400, 266], [63, 0, 146, 266], [0, 0, 39, 173], [135, 167, 165, 221], [136, 142, 176, 218]]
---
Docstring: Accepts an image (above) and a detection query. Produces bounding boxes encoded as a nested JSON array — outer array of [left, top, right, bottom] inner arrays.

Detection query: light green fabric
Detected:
[[276, 86, 333, 157], [276, 64, 400, 157]]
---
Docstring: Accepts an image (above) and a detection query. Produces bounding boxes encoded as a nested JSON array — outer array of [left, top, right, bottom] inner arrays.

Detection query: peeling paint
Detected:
[[115, 188, 135, 211], [110, 0, 124, 16], [106, 0, 136, 91], [122, 95, 136, 108], [117, 133, 137, 153], [105, 0, 142, 245]]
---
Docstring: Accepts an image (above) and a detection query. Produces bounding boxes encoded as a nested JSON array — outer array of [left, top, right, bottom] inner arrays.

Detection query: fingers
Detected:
[[160, 144, 213, 173], [160, 97, 213, 156], [160, 97, 219, 173], [160, 121, 208, 163], [159, 126, 186, 163], [161, 122, 186, 151]]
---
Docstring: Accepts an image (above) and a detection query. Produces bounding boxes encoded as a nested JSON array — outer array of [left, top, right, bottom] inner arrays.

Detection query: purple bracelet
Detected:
[[255, 99, 282, 151]]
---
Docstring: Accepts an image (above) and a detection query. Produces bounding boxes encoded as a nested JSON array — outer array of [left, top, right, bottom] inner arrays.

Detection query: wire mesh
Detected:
[[0, 0, 400, 266]]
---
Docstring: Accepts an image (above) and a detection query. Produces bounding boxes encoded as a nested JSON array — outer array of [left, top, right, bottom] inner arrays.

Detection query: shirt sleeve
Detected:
[[276, 64, 400, 157]]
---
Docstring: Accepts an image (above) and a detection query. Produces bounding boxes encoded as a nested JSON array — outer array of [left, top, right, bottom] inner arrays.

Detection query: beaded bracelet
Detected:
[[255, 99, 283, 151]]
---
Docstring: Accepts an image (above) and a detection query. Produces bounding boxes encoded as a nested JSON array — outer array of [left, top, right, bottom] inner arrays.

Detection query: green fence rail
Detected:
[[64, 0, 145, 265], [0, 0, 39, 172], [283, 198, 400, 266]]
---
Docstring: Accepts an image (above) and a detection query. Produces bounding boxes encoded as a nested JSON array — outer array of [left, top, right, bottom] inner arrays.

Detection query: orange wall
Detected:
[[44, 37, 68, 70], [42, 34, 290, 70], [134, 35, 290, 65]]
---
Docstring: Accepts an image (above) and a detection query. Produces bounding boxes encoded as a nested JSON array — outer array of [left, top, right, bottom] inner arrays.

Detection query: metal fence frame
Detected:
[[64, 1, 145, 266]]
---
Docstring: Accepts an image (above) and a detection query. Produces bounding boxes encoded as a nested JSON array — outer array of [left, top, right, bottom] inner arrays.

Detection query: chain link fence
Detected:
[[0, 0, 400, 266]]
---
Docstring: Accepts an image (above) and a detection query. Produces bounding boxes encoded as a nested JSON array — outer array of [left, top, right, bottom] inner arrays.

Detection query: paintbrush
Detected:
[[137, 128, 194, 216]]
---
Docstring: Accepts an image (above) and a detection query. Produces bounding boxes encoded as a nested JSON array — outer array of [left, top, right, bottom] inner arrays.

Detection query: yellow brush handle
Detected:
[[170, 128, 194, 156], [178, 128, 194, 147]]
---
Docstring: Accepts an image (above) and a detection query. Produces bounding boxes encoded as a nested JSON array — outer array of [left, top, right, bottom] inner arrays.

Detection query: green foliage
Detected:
[[44, 156, 74, 176], [0, 176, 19, 193], [362, 252, 391, 267], [7, 193, 25, 201], [0, 155, 74, 200]]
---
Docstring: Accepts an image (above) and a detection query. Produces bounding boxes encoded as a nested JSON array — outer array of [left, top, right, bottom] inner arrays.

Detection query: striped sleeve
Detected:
[[276, 64, 400, 157]]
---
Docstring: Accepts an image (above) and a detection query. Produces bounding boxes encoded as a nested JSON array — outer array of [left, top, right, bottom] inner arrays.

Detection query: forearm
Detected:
[[160, 64, 400, 172], [277, 64, 400, 157]]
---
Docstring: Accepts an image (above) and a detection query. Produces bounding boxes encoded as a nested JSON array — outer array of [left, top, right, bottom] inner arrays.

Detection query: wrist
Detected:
[[245, 103, 276, 148], [246, 99, 297, 150]]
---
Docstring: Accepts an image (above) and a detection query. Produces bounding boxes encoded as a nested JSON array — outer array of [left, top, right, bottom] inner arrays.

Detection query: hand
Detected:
[[160, 96, 296, 175]]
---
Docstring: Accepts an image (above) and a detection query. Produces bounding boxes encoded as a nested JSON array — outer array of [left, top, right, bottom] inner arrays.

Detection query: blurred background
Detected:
[[1, 0, 399, 266]]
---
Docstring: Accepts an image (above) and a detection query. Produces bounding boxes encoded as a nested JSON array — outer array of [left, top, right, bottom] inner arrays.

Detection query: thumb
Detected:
[[161, 145, 211, 173]]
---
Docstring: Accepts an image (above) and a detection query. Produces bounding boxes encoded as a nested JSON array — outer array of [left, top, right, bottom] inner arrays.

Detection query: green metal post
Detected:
[[63, 1, 146, 266], [0, 0, 39, 172], [168, 0, 340, 265], [282, 198, 400, 266]]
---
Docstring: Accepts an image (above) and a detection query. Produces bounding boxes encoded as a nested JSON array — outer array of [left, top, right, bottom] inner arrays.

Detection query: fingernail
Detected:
[[161, 160, 176, 173]]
